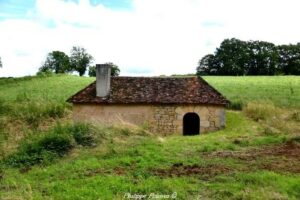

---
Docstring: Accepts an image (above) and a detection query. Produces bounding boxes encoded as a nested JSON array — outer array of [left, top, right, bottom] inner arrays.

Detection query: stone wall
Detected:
[[73, 104, 225, 134]]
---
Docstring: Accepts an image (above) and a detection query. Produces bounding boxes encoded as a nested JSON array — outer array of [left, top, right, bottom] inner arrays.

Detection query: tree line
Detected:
[[38, 46, 120, 77], [196, 38, 300, 75]]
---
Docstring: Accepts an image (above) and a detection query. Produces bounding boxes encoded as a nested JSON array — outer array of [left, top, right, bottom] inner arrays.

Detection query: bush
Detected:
[[69, 123, 97, 147], [38, 134, 73, 156], [4, 123, 96, 167], [4, 122, 99, 167], [243, 102, 278, 121], [5, 132, 73, 167], [227, 100, 244, 110]]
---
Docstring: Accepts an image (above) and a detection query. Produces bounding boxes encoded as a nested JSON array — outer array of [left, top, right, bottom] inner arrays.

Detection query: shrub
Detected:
[[4, 130, 73, 167], [38, 134, 73, 156], [69, 123, 97, 147], [4, 122, 99, 167], [243, 102, 278, 121], [227, 100, 244, 110]]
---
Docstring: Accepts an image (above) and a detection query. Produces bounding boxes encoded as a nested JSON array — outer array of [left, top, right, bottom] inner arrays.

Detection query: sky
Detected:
[[0, 0, 300, 77]]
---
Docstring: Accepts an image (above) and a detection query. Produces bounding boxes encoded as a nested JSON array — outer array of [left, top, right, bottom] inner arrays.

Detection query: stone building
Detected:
[[68, 64, 229, 135]]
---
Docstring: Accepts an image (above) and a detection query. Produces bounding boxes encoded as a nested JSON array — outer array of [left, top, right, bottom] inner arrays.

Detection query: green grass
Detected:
[[0, 74, 300, 199], [203, 76, 300, 108], [0, 74, 93, 102], [1, 111, 299, 199]]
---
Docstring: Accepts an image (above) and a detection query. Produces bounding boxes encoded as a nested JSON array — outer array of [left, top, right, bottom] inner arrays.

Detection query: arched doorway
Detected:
[[183, 113, 200, 136]]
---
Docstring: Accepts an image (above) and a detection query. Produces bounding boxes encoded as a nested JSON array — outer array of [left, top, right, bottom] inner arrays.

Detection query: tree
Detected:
[[196, 54, 216, 75], [214, 38, 250, 75], [39, 51, 70, 73], [88, 62, 120, 77], [0, 56, 2, 68], [196, 38, 291, 76], [246, 40, 279, 75], [109, 62, 120, 76], [70, 46, 93, 76], [278, 44, 300, 75]]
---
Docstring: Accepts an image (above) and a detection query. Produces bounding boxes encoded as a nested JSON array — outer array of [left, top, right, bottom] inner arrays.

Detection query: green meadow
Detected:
[[0, 75, 299, 200], [204, 76, 300, 108]]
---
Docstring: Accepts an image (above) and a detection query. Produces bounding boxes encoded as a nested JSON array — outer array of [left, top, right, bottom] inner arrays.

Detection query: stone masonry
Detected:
[[73, 104, 225, 135]]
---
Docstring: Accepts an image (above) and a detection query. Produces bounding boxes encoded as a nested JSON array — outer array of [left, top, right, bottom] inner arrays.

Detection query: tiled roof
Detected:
[[67, 76, 229, 105]]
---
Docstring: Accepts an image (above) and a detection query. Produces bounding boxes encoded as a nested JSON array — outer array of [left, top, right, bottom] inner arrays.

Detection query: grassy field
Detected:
[[0, 75, 300, 199], [203, 76, 300, 108]]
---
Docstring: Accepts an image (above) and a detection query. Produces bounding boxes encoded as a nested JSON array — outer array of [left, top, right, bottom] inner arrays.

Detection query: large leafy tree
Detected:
[[196, 54, 217, 75], [39, 51, 70, 73], [88, 62, 120, 77], [196, 38, 300, 75], [70, 46, 93, 76], [246, 40, 279, 75], [278, 44, 300, 75], [214, 38, 250, 75]]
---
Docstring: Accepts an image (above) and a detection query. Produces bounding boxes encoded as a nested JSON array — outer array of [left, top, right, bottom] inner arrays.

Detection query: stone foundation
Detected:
[[73, 104, 225, 134]]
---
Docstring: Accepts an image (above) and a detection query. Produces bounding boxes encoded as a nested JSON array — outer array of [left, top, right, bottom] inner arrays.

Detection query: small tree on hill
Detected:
[[39, 51, 70, 73], [88, 62, 120, 77], [70, 46, 93, 76]]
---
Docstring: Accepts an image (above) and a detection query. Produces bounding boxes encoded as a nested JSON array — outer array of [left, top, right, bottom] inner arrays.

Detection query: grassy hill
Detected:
[[0, 74, 299, 199]]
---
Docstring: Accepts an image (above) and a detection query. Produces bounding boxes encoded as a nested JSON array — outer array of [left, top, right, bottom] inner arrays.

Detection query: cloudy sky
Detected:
[[0, 0, 300, 77]]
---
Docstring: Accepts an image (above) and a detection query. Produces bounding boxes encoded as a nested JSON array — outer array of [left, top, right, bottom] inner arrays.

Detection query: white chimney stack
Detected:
[[96, 64, 111, 97]]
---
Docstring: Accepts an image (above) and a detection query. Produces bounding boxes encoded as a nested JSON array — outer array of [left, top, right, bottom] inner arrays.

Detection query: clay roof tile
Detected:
[[67, 76, 229, 105]]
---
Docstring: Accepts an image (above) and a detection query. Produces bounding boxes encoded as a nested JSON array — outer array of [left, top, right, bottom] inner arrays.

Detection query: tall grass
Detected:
[[243, 102, 278, 121], [243, 102, 300, 136], [12, 101, 68, 127], [3, 123, 99, 168]]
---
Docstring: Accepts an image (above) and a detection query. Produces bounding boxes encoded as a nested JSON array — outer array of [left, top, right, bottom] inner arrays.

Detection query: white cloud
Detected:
[[1, 0, 300, 77]]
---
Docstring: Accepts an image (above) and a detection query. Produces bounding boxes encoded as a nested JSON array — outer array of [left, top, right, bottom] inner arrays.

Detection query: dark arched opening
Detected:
[[183, 112, 200, 136]]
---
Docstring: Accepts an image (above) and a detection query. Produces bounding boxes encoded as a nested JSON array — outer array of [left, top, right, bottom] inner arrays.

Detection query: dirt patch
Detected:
[[259, 159, 300, 173], [84, 167, 126, 177], [270, 141, 300, 158], [113, 167, 126, 175], [208, 141, 300, 160], [151, 163, 231, 178], [204, 141, 300, 173]]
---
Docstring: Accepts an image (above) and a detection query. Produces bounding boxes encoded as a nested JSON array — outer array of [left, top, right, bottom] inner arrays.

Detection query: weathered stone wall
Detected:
[[73, 104, 225, 134]]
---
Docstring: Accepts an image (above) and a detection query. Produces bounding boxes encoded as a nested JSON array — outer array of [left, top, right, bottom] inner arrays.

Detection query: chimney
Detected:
[[96, 64, 111, 97]]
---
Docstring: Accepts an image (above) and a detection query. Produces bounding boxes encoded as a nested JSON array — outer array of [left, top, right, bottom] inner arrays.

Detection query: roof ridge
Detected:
[[66, 81, 96, 103], [67, 76, 229, 105], [196, 76, 227, 98]]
